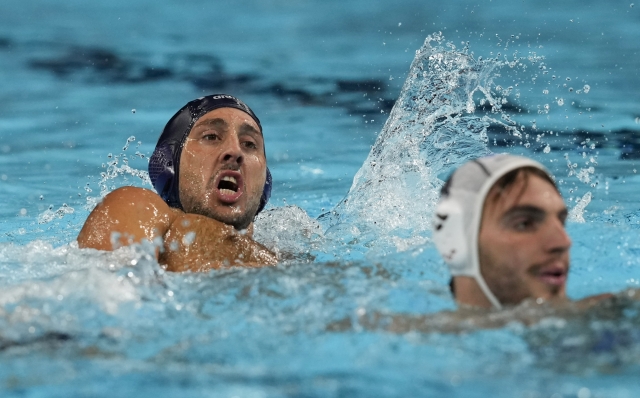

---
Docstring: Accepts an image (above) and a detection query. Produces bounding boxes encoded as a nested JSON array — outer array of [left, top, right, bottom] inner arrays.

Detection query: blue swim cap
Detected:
[[148, 94, 272, 214]]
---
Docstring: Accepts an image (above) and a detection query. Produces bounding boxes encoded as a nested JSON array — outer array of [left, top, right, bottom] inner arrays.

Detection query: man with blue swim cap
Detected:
[[433, 154, 572, 309], [78, 94, 277, 271]]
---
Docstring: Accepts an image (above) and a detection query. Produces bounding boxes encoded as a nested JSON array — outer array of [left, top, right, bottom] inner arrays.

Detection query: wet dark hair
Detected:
[[488, 166, 558, 204]]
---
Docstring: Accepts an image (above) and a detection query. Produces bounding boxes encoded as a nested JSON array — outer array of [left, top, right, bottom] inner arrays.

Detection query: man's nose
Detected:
[[221, 136, 243, 164]]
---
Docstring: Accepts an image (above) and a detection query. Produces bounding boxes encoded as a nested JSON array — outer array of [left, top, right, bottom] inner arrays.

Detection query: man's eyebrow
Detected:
[[193, 118, 229, 130], [502, 205, 568, 219], [238, 122, 262, 137], [502, 205, 546, 219], [193, 118, 262, 136]]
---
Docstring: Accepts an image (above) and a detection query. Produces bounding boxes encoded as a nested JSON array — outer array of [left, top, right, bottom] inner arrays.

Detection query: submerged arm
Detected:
[[160, 213, 278, 272]]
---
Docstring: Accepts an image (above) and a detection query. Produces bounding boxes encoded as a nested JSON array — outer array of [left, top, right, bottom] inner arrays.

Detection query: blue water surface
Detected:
[[1, 0, 640, 397]]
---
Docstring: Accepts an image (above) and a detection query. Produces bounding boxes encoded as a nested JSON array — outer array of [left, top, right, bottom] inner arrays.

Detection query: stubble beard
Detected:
[[180, 173, 262, 231], [480, 255, 567, 306], [479, 249, 533, 307]]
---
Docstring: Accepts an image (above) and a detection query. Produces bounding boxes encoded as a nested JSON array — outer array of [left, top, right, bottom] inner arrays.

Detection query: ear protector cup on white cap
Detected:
[[432, 154, 553, 309], [432, 198, 467, 271]]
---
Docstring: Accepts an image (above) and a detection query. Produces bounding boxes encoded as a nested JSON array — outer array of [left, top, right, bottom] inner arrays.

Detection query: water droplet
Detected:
[[123, 136, 136, 151], [542, 89, 549, 95], [583, 84, 591, 93], [543, 145, 551, 153], [557, 98, 564, 106], [131, 109, 136, 114]]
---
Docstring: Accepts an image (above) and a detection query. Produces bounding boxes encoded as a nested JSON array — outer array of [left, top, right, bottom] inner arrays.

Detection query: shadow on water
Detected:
[[19, 38, 640, 155], [25, 42, 395, 121]]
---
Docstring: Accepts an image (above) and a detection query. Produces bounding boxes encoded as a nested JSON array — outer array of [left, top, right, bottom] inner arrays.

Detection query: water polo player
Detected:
[[432, 154, 572, 309], [78, 94, 278, 271]]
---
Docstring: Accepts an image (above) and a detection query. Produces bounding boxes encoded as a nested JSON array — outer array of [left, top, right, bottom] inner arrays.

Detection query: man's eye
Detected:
[[242, 141, 257, 149], [559, 214, 568, 226], [203, 133, 219, 141], [513, 218, 536, 231]]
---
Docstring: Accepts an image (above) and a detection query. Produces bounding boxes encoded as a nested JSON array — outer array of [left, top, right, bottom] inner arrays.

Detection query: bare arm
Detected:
[[348, 293, 619, 334], [77, 186, 277, 271], [160, 213, 278, 272]]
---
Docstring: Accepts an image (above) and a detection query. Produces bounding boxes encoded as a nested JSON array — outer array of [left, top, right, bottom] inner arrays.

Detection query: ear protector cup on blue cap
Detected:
[[149, 144, 177, 204], [257, 167, 272, 214]]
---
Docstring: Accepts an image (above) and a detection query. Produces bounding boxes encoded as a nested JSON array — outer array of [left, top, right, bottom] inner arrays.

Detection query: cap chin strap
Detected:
[[473, 272, 502, 310]]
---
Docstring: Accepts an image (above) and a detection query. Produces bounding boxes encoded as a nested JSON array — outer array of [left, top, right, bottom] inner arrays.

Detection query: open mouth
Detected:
[[537, 266, 567, 286], [218, 175, 239, 195], [215, 171, 243, 203]]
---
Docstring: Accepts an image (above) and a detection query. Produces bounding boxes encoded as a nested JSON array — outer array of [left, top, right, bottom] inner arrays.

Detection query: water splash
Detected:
[[37, 203, 75, 224], [569, 192, 592, 223], [321, 33, 522, 251], [84, 136, 152, 211], [254, 205, 325, 262]]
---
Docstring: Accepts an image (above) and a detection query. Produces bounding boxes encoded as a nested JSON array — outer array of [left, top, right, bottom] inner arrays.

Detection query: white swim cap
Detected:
[[432, 154, 553, 309]]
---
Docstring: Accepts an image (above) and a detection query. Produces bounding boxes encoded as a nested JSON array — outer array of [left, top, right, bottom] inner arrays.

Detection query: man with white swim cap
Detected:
[[433, 154, 571, 309], [78, 94, 277, 271]]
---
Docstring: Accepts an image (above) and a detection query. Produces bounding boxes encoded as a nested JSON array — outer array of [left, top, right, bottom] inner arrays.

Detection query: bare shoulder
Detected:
[[89, 186, 165, 210], [77, 186, 179, 252]]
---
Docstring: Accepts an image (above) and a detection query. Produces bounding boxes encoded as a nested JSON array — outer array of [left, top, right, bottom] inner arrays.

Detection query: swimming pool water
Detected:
[[1, 1, 640, 396]]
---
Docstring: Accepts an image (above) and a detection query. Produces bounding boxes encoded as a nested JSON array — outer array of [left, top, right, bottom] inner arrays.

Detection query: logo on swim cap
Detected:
[[211, 95, 236, 100]]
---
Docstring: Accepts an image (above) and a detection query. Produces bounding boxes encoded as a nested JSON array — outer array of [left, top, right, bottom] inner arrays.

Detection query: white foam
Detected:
[[254, 205, 324, 261]]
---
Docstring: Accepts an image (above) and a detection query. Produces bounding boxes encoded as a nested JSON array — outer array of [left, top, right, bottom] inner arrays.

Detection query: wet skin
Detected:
[[77, 108, 277, 271], [179, 108, 267, 231], [455, 172, 572, 308]]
